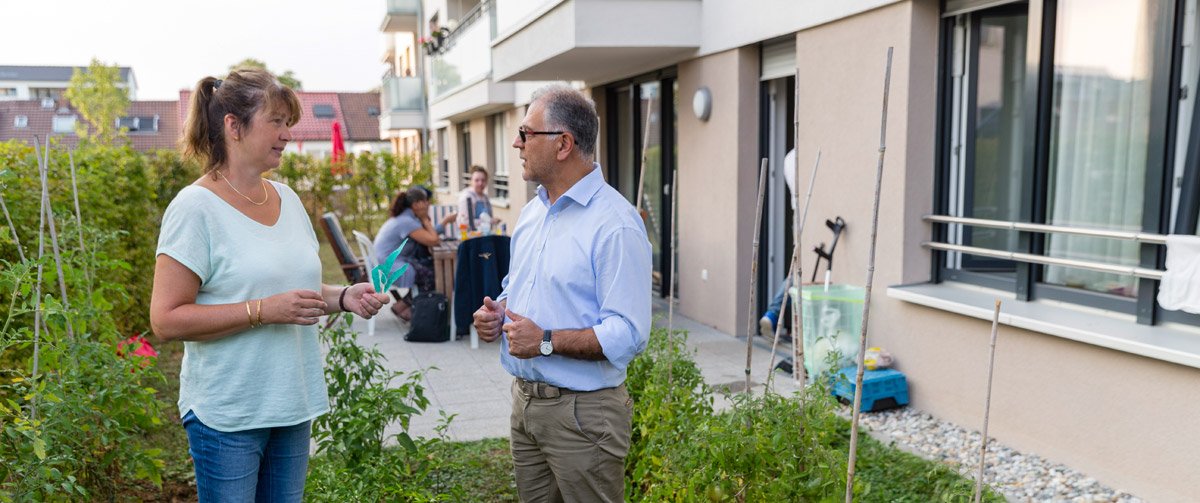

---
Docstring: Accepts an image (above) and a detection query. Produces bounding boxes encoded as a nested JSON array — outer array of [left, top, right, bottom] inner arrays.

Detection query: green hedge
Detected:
[[0, 138, 431, 500]]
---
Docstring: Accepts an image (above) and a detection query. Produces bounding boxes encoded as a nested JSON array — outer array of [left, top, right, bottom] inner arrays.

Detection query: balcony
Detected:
[[491, 0, 701, 84], [380, 0, 420, 32], [380, 74, 426, 131], [426, 1, 514, 122]]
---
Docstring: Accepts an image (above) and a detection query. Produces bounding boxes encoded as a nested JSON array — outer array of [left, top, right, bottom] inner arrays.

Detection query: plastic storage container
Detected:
[[830, 367, 909, 412], [788, 284, 865, 378]]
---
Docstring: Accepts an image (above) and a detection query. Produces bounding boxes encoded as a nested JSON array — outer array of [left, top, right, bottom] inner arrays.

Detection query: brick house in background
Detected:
[[0, 90, 386, 155], [0, 98, 178, 151]]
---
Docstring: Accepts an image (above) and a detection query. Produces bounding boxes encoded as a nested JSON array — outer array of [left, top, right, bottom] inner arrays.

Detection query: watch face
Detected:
[[539, 341, 553, 356]]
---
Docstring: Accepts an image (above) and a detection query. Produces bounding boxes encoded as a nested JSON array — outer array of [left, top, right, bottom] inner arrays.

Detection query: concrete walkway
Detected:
[[346, 299, 800, 443]]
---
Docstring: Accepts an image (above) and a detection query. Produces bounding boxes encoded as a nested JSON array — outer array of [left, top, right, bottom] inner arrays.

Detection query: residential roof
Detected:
[[0, 65, 133, 83], [179, 90, 381, 142], [337, 92, 382, 141], [0, 99, 179, 152]]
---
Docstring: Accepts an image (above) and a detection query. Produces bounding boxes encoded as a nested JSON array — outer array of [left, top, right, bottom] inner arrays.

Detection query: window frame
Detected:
[[489, 112, 509, 201], [935, 0, 1193, 326]]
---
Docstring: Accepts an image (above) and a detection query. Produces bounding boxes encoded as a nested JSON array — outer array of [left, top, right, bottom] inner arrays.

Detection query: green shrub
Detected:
[[308, 314, 458, 502], [624, 327, 1004, 502], [0, 225, 167, 500]]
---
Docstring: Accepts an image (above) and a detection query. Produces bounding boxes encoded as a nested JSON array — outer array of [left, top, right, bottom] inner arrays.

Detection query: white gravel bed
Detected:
[[842, 405, 1143, 502]]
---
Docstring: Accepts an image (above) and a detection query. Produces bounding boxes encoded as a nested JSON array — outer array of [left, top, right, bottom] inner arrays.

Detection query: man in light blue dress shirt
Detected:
[[473, 84, 651, 502]]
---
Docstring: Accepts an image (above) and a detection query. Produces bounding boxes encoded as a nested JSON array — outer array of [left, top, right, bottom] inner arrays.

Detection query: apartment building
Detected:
[[0, 65, 137, 102], [388, 0, 1200, 499]]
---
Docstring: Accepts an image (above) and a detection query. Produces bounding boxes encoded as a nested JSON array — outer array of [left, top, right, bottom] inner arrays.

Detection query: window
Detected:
[[117, 115, 159, 133], [13, 116, 27, 128], [936, 0, 1183, 324], [367, 106, 380, 117], [490, 112, 509, 200], [459, 123, 471, 189], [312, 104, 335, 118], [0, 88, 16, 97], [437, 127, 450, 189], [32, 88, 59, 101], [40, 97, 54, 109], [52, 115, 76, 134]]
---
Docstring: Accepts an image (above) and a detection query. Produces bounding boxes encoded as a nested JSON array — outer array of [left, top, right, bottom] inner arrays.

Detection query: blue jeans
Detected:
[[182, 410, 311, 503]]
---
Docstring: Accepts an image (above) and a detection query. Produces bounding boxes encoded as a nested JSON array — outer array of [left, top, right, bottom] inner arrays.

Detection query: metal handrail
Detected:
[[924, 214, 1168, 244], [923, 241, 1164, 280]]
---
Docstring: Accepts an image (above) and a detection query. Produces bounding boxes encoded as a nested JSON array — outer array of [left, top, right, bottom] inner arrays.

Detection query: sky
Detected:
[[1, 0, 391, 100]]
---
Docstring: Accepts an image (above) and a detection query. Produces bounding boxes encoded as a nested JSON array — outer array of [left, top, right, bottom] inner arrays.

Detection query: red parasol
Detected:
[[331, 120, 347, 174]]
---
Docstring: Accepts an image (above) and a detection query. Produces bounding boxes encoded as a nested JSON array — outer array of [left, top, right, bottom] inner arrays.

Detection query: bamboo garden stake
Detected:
[[845, 46, 893, 503], [767, 150, 820, 391], [30, 138, 48, 420], [667, 169, 680, 387], [743, 159, 769, 393], [68, 151, 92, 297], [0, 193, 22, 262], [791, 68, 804, 387], [33, 137, 74, 339], [974, 299, 1002, 503]]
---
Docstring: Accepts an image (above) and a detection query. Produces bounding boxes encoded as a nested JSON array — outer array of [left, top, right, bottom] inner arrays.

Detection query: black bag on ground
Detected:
[[404, 292, 450, 343]]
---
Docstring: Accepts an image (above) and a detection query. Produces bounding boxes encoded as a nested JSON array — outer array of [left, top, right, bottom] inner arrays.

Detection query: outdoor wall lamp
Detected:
[[692, 86, 712, 121]]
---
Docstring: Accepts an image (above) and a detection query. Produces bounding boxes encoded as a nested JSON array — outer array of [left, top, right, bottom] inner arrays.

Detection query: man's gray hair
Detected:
[[530, 83, 598, 158]]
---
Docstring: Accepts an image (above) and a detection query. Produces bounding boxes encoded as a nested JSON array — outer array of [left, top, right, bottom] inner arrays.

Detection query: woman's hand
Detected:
[[340, 282, 391, 318], [262, 289, 328, 326]]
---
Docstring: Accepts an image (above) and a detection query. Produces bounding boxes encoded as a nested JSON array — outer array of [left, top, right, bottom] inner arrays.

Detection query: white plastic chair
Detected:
[[352, 230, 409, 336]]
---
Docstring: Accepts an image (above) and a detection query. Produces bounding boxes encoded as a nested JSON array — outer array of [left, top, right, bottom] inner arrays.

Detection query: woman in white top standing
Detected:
[[149, 69, 389, 501], [456, 165, 501, 232]]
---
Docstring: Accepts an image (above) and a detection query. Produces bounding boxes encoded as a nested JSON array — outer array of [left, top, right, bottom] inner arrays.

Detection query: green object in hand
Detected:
[[372, 238, 409, 292]]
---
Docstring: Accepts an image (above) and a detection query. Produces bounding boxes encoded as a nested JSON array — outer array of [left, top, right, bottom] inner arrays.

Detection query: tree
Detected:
[[228, 58, 303, 90], [64, 58, 130, 145]]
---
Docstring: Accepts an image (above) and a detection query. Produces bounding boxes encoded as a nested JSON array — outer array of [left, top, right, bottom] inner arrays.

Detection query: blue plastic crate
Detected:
[[831, 367, 909, 412]]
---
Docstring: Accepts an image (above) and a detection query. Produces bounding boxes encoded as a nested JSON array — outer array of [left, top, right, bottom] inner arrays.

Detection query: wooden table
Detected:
[[432, 241, 459, 303]]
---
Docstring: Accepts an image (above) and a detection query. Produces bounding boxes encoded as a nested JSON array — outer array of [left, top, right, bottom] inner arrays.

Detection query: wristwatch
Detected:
[[539, 329, 554, 357]]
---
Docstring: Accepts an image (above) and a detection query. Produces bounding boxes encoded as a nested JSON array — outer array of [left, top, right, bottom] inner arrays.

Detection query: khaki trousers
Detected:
[[509, 378, 633, 503]]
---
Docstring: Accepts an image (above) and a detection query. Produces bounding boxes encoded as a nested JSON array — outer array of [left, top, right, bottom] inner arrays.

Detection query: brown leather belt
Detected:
[[515, 377, 583, 399]]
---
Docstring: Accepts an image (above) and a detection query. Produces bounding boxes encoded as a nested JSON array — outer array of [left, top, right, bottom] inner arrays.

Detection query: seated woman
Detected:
[[374, 187, 441, 320]]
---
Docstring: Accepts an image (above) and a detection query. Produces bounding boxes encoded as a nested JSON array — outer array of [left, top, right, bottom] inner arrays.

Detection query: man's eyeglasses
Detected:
[[517, 127, 565, 143]]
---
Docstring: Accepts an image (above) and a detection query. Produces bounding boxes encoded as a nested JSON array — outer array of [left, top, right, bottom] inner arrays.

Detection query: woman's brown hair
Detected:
[[390, 187, 429, 217], [180, 68, 302, 173]]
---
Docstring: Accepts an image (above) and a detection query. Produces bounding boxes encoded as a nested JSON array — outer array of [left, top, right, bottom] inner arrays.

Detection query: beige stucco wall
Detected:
[[675, 46, 761, 336], [794, 1, 1200, 500], [437, 113, 526, 226]]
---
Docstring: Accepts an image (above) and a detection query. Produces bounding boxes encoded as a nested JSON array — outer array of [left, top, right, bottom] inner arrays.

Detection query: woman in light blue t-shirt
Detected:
[[149, 69, 390, 502]]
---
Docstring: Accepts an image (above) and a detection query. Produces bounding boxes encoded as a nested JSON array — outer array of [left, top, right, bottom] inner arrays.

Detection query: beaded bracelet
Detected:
[[338, 287, 350, 312]]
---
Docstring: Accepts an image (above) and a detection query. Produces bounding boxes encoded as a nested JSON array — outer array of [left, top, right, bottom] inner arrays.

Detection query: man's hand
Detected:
[[473, 296, 504, 343], [503, 309, 543, 359]]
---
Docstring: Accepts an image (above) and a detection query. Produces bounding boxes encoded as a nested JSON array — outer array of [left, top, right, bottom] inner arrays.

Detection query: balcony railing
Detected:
[[923, 215, 1166, 280], [382, 74, 424, 112], [429, 2, 494, 99]]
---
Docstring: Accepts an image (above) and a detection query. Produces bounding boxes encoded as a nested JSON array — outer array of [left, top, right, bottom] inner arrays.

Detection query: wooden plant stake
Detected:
[[845, 47, 893, 503], [743, 159, 768, 393], [68, 151, 92, 297], [33, 137, 74, 339], [667, 169, 680, 387], [974, 300, 1002, 503], [767, 150, 820, 391]]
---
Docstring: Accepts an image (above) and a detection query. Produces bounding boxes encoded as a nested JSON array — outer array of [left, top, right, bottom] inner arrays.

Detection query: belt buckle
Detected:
[[539, 382, 561, 399]]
